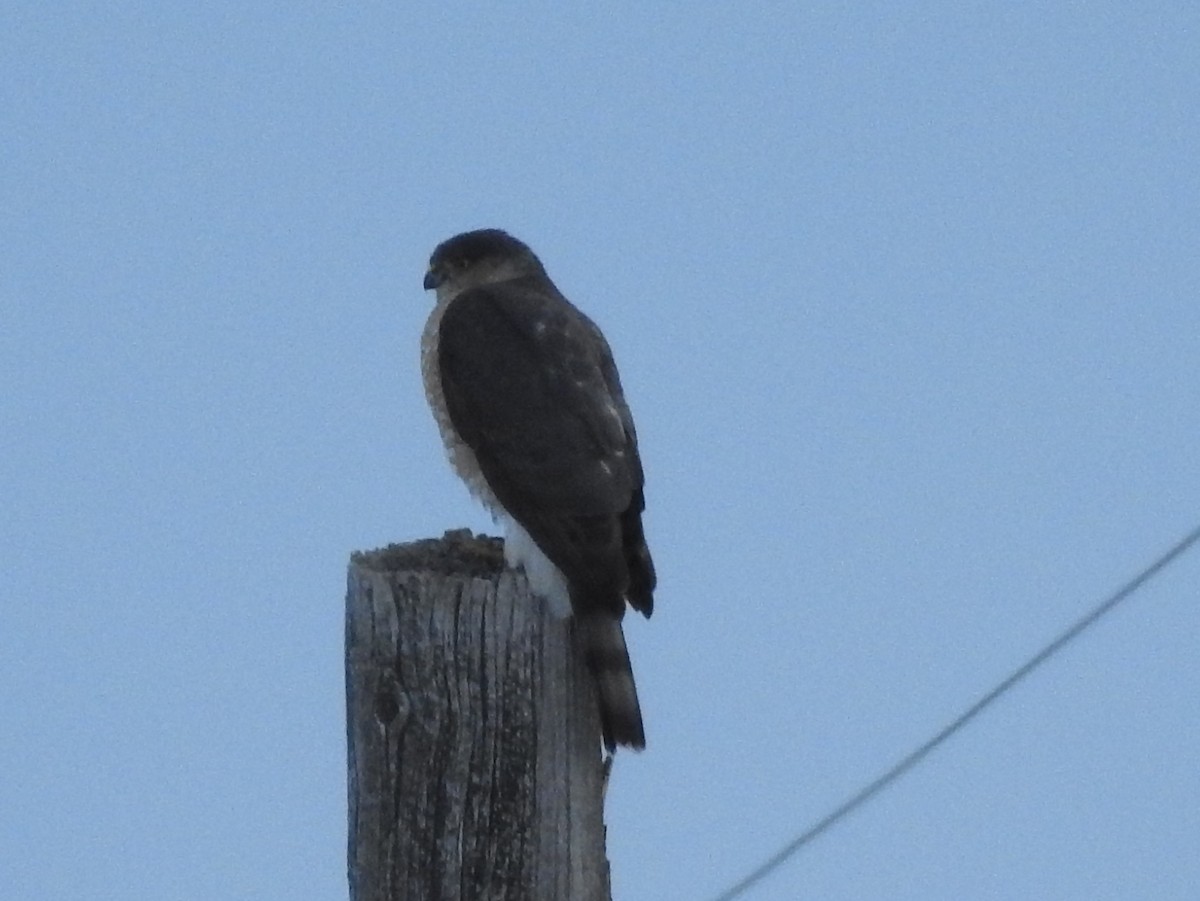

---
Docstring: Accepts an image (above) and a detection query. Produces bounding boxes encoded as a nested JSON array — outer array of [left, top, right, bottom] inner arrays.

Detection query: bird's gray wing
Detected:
[[437, 276, 641, 612]]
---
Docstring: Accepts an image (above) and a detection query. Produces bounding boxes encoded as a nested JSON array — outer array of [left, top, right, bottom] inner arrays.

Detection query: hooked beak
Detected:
[[423, 268, 442, 290]]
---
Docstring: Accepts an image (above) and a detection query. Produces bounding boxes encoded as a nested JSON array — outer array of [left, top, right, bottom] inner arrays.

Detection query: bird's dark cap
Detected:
[[425, 228, 540, 288]]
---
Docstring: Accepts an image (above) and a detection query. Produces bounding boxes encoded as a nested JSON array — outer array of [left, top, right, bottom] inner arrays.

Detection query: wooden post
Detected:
[[345, 530, 613, 901]]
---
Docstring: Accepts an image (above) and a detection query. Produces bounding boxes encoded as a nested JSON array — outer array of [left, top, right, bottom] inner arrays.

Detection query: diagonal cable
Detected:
[[710, 523, 1200, 901]]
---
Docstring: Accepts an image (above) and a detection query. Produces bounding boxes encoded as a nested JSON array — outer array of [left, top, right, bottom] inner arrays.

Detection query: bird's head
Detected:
[[424, 229, 544, 299]]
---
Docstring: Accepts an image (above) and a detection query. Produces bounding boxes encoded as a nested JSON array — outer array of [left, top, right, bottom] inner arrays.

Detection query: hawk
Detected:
[[421, 228, 655, 750]]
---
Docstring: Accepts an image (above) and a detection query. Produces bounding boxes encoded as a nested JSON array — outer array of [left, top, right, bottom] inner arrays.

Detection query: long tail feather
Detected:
[[576, 614, 645, 751]]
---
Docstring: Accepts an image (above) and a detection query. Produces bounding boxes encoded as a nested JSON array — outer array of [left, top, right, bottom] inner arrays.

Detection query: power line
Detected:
[[709, 523, 1200, 901]]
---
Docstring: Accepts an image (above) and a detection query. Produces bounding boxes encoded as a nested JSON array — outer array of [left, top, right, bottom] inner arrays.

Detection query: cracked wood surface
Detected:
[[346, 531, 611, 901]]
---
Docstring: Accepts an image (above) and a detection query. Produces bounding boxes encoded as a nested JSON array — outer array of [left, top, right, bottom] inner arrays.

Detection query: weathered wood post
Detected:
[[346, 530, 613, 901]]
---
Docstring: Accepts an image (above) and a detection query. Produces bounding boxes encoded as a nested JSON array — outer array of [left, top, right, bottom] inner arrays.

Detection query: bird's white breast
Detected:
[[501, 515, 572, 619], [421, 292, 499, 510]]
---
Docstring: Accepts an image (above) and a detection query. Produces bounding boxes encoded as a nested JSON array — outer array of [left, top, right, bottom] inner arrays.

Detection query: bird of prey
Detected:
[[421, 228, 655, 750]]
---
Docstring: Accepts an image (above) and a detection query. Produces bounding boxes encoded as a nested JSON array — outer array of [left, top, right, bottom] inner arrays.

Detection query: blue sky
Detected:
[[3, 4, 1198, 899]]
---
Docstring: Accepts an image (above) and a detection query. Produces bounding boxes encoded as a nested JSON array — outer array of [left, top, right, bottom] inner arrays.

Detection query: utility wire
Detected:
[[709, 523, 1200, 901]]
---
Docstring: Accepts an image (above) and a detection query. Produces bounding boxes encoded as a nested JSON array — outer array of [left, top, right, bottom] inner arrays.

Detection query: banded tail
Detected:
[[576, 613, 645, 751]]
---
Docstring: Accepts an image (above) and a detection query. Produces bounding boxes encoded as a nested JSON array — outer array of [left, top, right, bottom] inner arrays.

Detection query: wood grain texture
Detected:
[[346, 531, 611, 901]]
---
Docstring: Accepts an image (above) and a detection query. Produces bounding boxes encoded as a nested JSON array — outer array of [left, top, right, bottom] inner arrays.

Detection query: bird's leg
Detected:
[[601, 751, 614, 805]]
